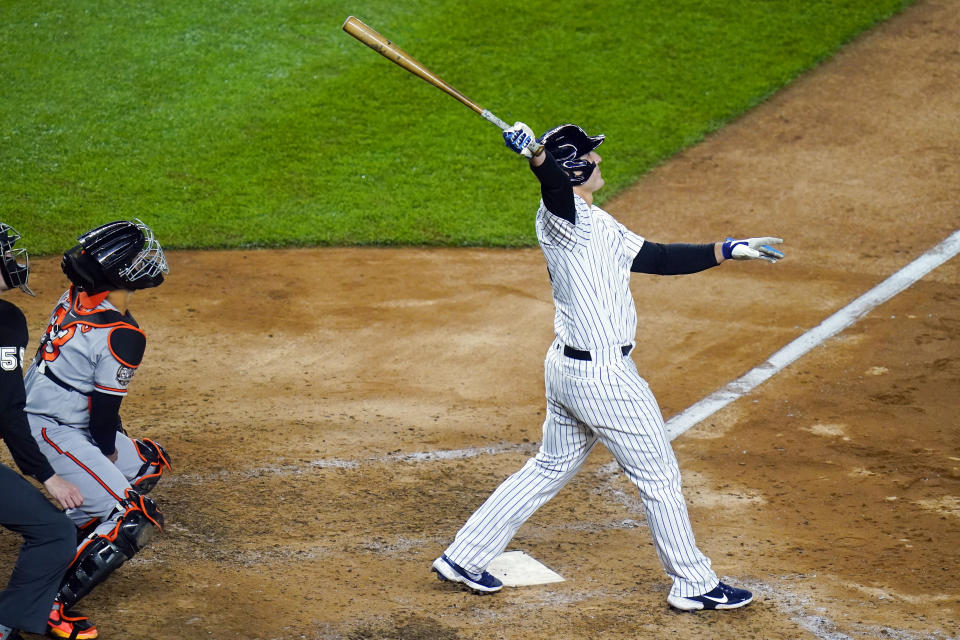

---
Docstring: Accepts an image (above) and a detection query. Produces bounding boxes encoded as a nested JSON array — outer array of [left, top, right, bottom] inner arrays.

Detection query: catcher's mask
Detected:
[[540, 123, 605, 186], [0, 222, 34, 296], [62, 219, 169, 293]]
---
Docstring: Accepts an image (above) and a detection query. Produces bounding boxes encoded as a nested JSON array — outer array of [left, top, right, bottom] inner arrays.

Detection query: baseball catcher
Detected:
[[23, 219, 172, 637]]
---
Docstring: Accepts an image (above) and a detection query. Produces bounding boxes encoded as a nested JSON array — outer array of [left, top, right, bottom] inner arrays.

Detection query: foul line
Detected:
[[665, 229, 960, 440]]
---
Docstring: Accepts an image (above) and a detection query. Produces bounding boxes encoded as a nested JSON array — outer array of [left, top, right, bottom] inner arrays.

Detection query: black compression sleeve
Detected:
[[631, 242, 719, 275], [89, 391, 123, 456], [530, 151, 576, 224]]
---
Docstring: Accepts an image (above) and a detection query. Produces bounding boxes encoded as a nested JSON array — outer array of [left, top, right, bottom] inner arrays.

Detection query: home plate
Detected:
[[486, 551, 565, 587]]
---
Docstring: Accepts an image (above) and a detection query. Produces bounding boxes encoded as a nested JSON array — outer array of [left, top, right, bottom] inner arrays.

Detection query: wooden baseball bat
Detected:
[[342, 16, 511, 131]]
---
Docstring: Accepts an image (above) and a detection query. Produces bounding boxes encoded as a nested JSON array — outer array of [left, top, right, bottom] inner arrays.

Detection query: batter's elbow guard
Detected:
[[132, 438, 172, 493]]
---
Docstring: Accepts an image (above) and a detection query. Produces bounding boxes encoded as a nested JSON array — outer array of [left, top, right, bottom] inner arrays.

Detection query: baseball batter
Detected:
[[23, 219, 172, 634], [433, 123, 784, 611]]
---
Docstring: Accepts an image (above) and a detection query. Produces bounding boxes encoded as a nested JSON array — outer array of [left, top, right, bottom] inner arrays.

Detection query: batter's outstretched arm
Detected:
[[634, 238, 784, 273], [631, 242, 720, 275]]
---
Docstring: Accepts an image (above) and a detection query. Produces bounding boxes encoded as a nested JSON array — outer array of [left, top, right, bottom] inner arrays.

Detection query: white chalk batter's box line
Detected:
[[172, 229, 960, 486], [666, 229, 960, 439], [167, 441, 541, 485]]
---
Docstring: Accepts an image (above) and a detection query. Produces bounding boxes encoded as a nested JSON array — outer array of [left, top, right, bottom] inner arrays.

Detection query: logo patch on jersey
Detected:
[[116, 365, 136, 387]]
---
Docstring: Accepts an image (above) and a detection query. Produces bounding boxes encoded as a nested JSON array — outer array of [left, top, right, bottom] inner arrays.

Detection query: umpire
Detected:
[[0, 223, 84, 639]]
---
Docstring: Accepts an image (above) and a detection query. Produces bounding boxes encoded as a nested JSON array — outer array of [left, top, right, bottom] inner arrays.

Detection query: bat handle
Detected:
[[481, 109, 510, 131], [482, 109, 542, 155]]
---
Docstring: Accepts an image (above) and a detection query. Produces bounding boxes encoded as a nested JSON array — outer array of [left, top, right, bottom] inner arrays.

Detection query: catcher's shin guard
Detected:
[[131, 438, 171, 493], [58, 489, 164, 609]]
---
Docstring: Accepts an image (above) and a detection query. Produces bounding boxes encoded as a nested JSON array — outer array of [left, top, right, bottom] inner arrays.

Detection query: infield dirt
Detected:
[[4, 1, 959, 638]]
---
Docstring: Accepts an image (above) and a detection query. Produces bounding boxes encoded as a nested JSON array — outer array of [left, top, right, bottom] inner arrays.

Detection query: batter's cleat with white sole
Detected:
[[667, 581, 753, 611], [432, 554, 503, 594]]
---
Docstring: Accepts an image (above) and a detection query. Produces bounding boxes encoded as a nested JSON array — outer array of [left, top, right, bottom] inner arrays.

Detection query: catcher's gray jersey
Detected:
[[24, 288, 149, 525], [24, 289, 141, 428]]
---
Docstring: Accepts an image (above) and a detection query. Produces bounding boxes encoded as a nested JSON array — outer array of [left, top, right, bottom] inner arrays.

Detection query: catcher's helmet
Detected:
[[62, 219, 169, 293], [540, 124, 605, 185], [0, 222, 34, 296]]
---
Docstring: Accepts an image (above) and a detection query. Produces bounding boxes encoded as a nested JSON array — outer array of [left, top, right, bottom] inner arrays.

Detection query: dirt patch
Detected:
[[2, 1, 958, 638]]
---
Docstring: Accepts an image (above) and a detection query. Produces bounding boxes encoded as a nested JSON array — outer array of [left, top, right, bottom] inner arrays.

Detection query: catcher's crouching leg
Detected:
[[131, 438, 172, 493], [57, 489, 164, 609]]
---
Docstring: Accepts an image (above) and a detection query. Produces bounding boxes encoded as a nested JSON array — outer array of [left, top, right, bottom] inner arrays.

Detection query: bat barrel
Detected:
[[342, 16, 485, 115]]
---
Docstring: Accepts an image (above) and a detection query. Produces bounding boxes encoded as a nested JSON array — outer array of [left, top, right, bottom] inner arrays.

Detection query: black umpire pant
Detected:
[[0, 464, 75, 634]]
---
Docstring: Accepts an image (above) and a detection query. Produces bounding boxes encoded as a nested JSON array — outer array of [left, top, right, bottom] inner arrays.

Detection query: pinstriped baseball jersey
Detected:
[[536, 195, 644, 351], [24, 288, 143, 428], [441, 151, 720, 600]]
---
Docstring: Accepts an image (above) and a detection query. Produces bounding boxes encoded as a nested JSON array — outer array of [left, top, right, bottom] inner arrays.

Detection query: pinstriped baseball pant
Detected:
[[444, 340, 719, 598]]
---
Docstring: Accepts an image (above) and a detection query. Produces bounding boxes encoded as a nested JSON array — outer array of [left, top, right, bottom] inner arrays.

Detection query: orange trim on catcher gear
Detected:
[[137, 438, 172, 470], [40, 428, 124, 503], [94, 382, 128, 394], [65, 288, 136, 328], [67, 491, 160, 565], [124, 488, 163, 531], [41, 288, 140, 364], [75, 289, 110, 313], [106, 325, 146, 368], [133, 470, 163, 489]]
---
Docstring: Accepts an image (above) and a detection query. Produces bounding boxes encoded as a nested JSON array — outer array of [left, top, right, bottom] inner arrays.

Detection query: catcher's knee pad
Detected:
[[131, 437, 172, 493], [58, 489, 164, 608]]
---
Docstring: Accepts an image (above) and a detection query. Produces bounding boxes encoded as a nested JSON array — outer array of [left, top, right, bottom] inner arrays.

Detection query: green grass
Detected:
[[1, 0, 913, 254]]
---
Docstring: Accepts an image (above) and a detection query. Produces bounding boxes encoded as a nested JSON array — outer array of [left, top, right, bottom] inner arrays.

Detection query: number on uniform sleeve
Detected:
[[0, 347, 19, 371]]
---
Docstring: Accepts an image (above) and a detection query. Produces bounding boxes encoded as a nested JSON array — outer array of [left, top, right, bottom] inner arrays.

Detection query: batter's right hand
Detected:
[[44, 474, 84, 510], [722, 237, 785, 262], [503, 122, 542, 158]]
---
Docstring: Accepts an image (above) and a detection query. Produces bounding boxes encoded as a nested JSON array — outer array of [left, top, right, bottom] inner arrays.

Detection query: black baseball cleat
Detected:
[[432, 554, 502, 594], [667, 581, 753, 611]]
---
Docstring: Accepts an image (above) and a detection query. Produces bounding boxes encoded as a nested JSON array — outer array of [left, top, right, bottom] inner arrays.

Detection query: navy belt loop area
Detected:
[[562, 344, 632, 361]]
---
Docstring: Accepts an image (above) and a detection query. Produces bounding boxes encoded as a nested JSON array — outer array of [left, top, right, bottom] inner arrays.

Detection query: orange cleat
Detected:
[[48, 601, 98, 639]]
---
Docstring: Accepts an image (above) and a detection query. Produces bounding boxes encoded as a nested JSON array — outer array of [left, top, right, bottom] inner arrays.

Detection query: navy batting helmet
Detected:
[[540, 124, 605, 185], [62, 219, 169, 293], [0, 222, 33, 296]]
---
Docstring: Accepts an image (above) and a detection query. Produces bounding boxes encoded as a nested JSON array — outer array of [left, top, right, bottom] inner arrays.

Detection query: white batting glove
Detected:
[[722, 237, 785, 262], [503, 122, 543, 158]]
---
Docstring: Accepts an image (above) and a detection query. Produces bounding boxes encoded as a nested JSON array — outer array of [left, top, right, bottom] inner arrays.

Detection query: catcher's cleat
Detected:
[[48, 601, 98, 639], [432, 554, 502, 594]]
